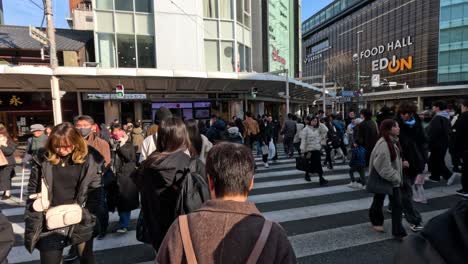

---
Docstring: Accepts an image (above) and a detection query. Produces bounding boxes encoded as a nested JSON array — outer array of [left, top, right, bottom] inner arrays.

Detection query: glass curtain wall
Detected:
[[438, 0, 468, 82], [95, 0, 155, 68], [203, 0, 251, 72]]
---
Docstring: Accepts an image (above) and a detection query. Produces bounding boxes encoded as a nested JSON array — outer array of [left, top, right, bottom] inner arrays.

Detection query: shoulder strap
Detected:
[[179, 215, 198, 264], [246, 220, 273, 264]]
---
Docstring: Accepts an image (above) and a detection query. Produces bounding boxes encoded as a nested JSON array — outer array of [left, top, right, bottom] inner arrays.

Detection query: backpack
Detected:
[[174, 158, 210, 216]]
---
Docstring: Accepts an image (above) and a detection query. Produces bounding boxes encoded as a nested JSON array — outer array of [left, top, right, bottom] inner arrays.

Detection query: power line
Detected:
[[28, 0, 43, 10], [169, 0, 217, 39]]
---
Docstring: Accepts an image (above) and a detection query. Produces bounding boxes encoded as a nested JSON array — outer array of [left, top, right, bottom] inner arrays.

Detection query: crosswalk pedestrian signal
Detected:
[[116, 84, 125, 99]]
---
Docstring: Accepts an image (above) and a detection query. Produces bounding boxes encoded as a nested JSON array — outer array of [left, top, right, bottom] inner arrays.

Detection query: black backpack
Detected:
[[174, 158, 210, 216]]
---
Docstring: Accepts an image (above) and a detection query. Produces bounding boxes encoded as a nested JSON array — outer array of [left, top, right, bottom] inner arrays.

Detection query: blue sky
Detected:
[[3, 0, 333, 29]]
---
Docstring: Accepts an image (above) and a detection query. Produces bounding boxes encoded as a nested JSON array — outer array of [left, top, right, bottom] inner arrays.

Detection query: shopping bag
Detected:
[[268, 140, 276, 159], [0, 150, 8, 166], [261, 145, 268, 155], [412, 184, 427, 204], [295, 157, 309, 171]]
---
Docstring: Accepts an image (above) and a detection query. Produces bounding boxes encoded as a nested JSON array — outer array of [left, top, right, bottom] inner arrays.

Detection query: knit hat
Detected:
[[154, 107, 173, 124]]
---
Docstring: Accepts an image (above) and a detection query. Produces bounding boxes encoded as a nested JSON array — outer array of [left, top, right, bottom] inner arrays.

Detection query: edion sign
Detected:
[[272, 48, 286, 65]]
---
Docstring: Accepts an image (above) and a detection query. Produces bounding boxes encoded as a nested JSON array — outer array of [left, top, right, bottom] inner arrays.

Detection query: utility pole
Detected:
[[45, 0, 63, 124], [356, 30, 363, 111], [285, 68, 290, 114], [322, 75, 326, 114]]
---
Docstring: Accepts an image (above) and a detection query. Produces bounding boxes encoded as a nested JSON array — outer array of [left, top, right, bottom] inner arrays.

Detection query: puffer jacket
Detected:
[[300, 124, 328, 152], [132, 127, 145, 154], [369, 137, 402, 187], [24, 147, 104, 253], [294, 123, 305, 143]]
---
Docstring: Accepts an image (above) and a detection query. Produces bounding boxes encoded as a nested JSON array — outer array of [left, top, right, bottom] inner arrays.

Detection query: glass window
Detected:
[[243, 14, 251, 28], [137, 35, 155, 68], [96, 11, 114, 32], [115, 0, 133, 12], [238, 43, 245, 72], [136, 14, 154, 35], [440, 7, 451, 22], [244, 0, 250, 14], [440, 30, 450, 44], [451, 5, 463, 20], [96, 0, 113, 10], [115, 13, 135, 34], [450, 28, 464, 43], [221, 41, 234, 72], [220, 0, 233, 19], [449, 50, 462, 66], [205, 40, 219, 71], [204, 0, 218, 18], [236, 0, 243, 23], [117, 34, 136, 68], [439, 52, 450, 66], [98, 33, 116, 67], [245, 45, 251, 72], [135, 0, 153, 13]]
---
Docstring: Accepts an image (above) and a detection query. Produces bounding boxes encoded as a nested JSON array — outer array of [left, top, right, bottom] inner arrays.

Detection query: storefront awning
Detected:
[[0, 65, 321, 103]]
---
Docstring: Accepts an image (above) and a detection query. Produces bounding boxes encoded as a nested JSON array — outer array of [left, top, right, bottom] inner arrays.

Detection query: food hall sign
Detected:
[[359, 36, 413, 74]]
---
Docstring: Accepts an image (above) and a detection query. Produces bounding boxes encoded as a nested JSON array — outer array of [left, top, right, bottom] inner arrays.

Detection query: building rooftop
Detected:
[[302, 0, 368, 35], [0, 25, 93, 51]]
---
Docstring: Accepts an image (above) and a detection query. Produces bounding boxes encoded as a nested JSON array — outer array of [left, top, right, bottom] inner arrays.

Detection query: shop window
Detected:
[[115, 0, 133, 12], [117, 34, 136, 68], [96, 0, 113, 10], [221, 41, 234, 72], [205, 40, 220, 71], [220, 0, 233, 19], [98, 33, 116, 67], [135, 0, 153, 13], [204, 0, 218, 18], [137, 35, 155, 68]]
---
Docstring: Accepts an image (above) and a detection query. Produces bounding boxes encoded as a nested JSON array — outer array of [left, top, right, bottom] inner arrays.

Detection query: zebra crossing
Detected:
[[1, 147, 464, 263]]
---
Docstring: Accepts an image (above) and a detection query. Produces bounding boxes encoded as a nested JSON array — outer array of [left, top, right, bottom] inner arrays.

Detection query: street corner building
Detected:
[[302, 0, 468, 112], [0, 0, 321, 141]]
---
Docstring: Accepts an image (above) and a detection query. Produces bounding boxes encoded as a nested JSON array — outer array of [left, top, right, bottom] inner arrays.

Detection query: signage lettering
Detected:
[[372, 55, 413, 73], [272, 48, 286, 65], [360, 36, 413, 59]]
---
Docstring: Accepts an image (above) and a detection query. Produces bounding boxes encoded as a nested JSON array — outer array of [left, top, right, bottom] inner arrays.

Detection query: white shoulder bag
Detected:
[[31, 178, 83, 230]]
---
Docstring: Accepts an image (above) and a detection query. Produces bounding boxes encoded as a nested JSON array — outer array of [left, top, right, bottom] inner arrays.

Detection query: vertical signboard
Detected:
[[268, 0, 293, 76]]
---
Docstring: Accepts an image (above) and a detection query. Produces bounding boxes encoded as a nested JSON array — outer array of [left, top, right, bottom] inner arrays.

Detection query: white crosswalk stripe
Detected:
[[2, 146, 463, 263]]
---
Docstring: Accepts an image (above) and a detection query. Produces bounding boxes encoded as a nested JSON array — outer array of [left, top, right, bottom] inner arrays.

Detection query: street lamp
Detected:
[[353, 30, 363, 110]]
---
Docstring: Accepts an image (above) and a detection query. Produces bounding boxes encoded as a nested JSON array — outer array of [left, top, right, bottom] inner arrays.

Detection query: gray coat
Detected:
[[369, 137, 403, 187], [281, 120, 297, 138]]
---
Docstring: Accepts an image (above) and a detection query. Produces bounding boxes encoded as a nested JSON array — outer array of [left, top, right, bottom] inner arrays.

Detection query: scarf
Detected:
[[436, 111, 450, 120]]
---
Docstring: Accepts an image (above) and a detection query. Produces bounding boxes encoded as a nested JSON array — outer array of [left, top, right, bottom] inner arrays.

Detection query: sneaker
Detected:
[[360, 184, 366, 190], [447, 173, 459, 186], [456, 189, 468, 197], [264, 162, 269, 168], [63, 248, 78, 262], [347, 182, 355, 188], [116, 228, 128, 234], [409, 224, 424, 232]]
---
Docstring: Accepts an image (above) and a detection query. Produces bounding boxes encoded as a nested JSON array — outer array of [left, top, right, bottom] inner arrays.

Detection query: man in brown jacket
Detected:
[[243, 111, 260, 150], [157, 143, 296, 264]]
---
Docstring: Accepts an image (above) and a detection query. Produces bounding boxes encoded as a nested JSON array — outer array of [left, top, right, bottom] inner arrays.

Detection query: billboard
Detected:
[[268, 0, 294, 76]]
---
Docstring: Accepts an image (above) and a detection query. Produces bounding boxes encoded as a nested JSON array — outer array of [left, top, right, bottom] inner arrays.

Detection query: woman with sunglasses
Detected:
[[24, 122, 104, 264]]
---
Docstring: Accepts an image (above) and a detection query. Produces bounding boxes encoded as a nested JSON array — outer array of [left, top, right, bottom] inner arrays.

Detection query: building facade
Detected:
[[302, 0, 467, 111]]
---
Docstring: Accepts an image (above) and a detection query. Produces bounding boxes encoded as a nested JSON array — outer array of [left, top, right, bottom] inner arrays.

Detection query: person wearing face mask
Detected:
[[24, 122, 104, 264], [108, 124, 139, 234], [0, 127, 17, 200]]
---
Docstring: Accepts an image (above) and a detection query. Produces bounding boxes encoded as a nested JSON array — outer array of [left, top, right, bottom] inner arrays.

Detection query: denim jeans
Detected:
[[349, 166, 366, 185], [118, 211, 131, 229]]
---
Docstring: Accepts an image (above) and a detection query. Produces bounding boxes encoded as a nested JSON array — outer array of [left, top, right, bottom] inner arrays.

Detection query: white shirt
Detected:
[[140, 133, 157, 163]]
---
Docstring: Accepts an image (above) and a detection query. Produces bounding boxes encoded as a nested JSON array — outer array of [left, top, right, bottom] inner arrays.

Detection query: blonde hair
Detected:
[[46, 122, 88, 165], [146, 124, 159, 137]]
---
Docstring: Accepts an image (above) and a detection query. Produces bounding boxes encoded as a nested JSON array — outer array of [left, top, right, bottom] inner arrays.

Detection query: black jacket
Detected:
[[396, 115, 428, 177], [133, 151, 195, 250], [356, 120, 379, 165], [109, 140, 139, 212], [454, 111, 468, 155], [395, 199, 468, 264], [0, 212, 14, 264], [24, 147, 104, 253], [427, 114, 451, 151], [259, 120, 273, 144]]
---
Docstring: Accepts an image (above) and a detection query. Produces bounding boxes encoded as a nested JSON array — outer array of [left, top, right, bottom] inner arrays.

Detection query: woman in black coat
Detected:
[[0, 127, 16, 200], [24, 123, 104, 264], [356, 109, 379, 166], [109, 124, 139, 234], [132, 117, 205, 251]]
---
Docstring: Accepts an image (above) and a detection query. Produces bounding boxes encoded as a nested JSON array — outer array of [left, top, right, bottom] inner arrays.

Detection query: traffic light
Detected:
[[251, 87, 258, 99], [116, 84, 125, 99]]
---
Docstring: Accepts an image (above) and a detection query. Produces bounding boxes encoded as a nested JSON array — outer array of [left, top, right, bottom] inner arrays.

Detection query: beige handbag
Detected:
[[31, 178, 83, 230], [0, 150, 8, 166]]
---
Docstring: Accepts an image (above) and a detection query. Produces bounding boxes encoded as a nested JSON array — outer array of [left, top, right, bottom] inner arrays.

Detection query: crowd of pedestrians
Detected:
[[0, 99, 466, 263]]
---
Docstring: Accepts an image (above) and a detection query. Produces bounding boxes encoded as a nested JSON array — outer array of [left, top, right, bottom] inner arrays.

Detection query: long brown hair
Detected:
[[149, 117, 191, 162], [46, 122, 88, 165], [379, 119, 401, 162]]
